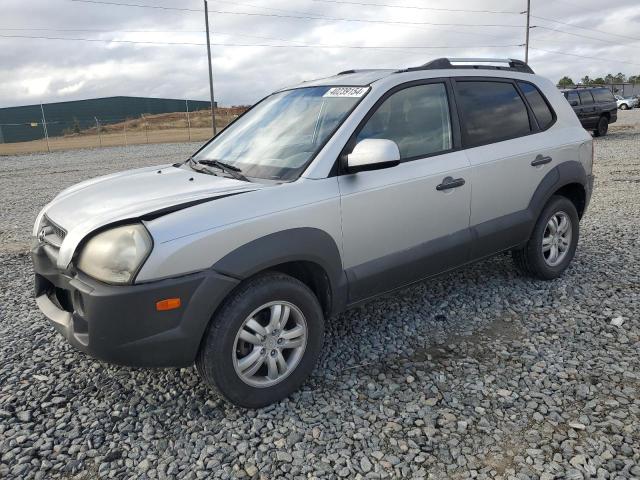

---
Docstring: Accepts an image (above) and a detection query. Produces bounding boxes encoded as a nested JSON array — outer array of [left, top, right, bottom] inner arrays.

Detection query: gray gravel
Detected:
[[1, 113, 639, 479]]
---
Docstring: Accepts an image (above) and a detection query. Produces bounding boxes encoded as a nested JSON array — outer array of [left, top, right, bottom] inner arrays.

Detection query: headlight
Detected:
[[77, 224, 152, 284]]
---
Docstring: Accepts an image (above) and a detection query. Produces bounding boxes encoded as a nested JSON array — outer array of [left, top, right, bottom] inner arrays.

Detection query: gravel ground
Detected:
[[0, 112, 639, 479]]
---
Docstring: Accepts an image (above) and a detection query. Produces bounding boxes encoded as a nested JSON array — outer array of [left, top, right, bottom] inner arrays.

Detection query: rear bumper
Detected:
[[32, 244, 239, 367], [585, 174, 595, 213]]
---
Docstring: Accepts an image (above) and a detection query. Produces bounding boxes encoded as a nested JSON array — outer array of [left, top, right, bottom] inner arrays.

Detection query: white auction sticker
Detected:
[[323, 87, 368, 98]]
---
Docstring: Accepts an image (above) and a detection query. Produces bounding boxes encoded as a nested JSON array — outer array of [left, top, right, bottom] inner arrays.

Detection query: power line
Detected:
[[530, 47, 640, 67], [0, 33, 520, 50], [309, 0, 520, 15], [69, 0, 201, 11], [0, 27, 307, 43], [0, 33, 206, 46], [0, 27, 206, 33], [531, 14, 640, 42], [534, 25, 637, 46], [552, 0, 601, 13], [207, 0, 509, 40], [68, 0, 526, 28]]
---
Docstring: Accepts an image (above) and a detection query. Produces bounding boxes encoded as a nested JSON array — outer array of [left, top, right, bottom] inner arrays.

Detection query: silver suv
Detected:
[[32, 58, 594, 408]]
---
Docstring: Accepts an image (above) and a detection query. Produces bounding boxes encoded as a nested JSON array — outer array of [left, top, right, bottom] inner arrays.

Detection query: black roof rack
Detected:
[[337, 68, 384, 75], [397, 58, 534, 74]]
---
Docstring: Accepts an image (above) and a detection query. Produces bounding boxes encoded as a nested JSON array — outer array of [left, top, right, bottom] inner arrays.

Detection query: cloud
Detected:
[[1, 0, 639, 108]]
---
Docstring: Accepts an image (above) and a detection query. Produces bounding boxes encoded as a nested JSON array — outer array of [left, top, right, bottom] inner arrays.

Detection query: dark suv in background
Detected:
[[562, 87, 617, 137]]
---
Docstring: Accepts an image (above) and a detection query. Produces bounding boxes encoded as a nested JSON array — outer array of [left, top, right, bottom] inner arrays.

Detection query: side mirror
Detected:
[[569, 100, 579, 106], [345, 139, 400, 173]]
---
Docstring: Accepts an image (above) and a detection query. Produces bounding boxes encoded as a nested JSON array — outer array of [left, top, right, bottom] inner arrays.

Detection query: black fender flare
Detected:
[[527, 160, 588, 230], [212, 227, 348, 314]]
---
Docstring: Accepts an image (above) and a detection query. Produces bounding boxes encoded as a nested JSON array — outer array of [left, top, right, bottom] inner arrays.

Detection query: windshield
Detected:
[[194, 86, 368, 181]]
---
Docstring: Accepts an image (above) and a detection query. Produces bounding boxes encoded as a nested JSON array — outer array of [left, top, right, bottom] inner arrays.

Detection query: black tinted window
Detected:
[[357, 83, 452, 159], [592, 88, 614, 102], [518, 82, 554, 130], [456, 81, 531, 146], [566, 91, 579, 105], [578, 90, 594, 105]]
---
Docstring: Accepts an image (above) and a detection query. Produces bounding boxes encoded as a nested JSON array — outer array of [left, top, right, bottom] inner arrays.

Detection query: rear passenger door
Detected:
[[339, 81, 472, 303], [578, 90, 597, 128], [453, 78, 558, 259]]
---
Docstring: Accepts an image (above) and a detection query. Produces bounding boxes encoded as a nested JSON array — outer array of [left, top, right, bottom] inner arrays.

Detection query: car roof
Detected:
[[280, 58, 536, 92], [561, 87, 608, 92], [286, 69, 395, 89]]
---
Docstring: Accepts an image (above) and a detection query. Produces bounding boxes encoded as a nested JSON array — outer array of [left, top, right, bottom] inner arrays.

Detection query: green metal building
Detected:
[[0, 96, 213, 144]]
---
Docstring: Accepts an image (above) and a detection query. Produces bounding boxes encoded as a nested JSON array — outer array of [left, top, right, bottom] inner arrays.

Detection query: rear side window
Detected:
[[455, 81, 531, 146], [518, 82, 554, 130], [357, 83, 452, 160], [592, 88, 614, 102], [578, 90, 594, 105], [566, 91, 579, 105]]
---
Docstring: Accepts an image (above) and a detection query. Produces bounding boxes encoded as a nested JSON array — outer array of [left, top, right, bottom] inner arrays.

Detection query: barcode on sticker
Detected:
[[323, 87, 368, 98]]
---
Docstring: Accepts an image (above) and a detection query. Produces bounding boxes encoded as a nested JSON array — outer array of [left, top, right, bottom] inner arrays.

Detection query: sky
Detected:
[[1, 0, 639, 108]]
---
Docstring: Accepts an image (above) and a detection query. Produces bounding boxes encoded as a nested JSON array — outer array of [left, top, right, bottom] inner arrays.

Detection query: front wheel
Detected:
[[593, 116, 609, 137], [512, 195, 579, 280], [196, 272, 324, 408], [620, 103, 628, 110]]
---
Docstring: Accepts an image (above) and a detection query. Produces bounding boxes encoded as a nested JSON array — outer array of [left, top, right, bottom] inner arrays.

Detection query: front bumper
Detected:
[[32, 244, 239, 367]]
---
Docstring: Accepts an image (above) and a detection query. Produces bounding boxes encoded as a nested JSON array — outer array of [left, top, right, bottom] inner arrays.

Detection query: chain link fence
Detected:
[[0, 106, 246, 156]]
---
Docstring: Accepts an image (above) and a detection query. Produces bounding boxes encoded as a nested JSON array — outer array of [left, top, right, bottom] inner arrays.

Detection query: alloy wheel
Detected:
[[232, 301, 307, 388], [542, 211, 572, 267]]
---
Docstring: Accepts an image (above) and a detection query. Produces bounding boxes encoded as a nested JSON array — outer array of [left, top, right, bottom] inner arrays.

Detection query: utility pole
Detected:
[[524, 0, 531, 64], [40, 103, 50, 153], [204, 0, 218, 136]]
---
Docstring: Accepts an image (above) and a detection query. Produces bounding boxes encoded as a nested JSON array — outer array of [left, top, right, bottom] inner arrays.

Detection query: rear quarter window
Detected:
[[592, 88, 615, 102], [518, 81, 555, 130], [455, 80, 531, 146]]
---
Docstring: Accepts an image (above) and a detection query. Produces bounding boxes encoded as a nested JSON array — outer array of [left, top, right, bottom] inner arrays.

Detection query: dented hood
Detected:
[[35, 164, 263, 269]]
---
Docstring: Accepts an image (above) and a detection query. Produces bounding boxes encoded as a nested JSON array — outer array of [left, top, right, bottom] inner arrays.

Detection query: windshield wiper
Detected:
[[197, 159, 249, 182], [185, 156, 217, 176]]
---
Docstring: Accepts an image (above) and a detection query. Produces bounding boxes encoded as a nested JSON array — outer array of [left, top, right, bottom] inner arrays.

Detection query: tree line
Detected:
[[558, 73, 640, 87]]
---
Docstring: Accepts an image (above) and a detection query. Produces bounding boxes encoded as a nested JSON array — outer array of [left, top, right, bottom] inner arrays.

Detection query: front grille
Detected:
[[40, 216, 67, 248]]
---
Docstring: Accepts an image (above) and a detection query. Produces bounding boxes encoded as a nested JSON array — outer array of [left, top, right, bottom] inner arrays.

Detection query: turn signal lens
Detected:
[[156, 298, 181, 311]]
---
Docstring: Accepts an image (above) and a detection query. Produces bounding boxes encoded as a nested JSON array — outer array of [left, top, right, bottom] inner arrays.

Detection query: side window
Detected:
[[578, 90, 594, 105], [455, 81, 531, 146], [518, 81, 555, 130], [566, 91, 579, 105], [593, 88, 614, 102], [357, 83, 452, 160]]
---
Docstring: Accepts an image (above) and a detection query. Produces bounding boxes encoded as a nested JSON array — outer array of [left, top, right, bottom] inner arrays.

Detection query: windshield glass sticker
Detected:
[[323, 87, 368, 98]]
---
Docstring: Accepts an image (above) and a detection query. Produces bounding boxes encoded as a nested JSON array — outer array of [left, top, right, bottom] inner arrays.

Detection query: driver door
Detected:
[[338, 81, 472, 303]]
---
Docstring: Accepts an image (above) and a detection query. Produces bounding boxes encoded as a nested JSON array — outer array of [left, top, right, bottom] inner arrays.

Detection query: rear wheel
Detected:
[[620, 103, 629, 110], [593, 116, 609, 137], [512, 195, 579, 280], [196, 272, 324, 408]]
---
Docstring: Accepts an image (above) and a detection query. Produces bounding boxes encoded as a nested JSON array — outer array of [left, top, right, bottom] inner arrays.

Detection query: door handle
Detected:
[[531, 154, 552, 166], [436, 176, 465, 191]]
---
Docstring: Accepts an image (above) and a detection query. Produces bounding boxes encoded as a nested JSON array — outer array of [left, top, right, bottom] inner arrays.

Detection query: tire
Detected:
[[593, 116, 608, 137], [512, 195, 579, 280], [620, 103, 628, 110], [196, 272, 324, 408]]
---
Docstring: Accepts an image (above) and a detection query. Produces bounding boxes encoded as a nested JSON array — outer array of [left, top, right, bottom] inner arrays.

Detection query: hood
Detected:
[[37, 164, 263, 269]]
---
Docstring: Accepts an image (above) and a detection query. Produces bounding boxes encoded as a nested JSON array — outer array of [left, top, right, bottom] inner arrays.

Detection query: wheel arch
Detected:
[[528, 161, 589, 227], [553, 182, 587, 219], [212, 227, 348, 317]]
